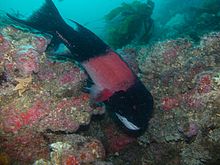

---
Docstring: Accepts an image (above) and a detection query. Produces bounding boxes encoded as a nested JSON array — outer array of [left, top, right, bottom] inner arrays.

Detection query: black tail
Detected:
[[7, 0, 109, 62], [7, 0, 65, 35]]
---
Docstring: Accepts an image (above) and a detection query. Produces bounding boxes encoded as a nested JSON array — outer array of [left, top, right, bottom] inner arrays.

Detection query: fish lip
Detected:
[[115, 113, 140, 131]]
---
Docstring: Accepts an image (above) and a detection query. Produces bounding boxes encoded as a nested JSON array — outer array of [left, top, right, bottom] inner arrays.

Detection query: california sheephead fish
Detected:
[[7, 0, 153, 135]]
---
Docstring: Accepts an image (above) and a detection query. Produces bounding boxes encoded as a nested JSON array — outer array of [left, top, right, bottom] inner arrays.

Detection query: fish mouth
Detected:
[[115, 113, 140, 131]]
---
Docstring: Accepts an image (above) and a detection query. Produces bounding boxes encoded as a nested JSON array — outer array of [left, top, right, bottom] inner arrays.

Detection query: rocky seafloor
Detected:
[[0, 13, 220, 165]]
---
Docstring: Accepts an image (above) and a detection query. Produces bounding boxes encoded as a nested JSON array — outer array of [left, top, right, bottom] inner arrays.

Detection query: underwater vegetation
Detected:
[[105, 0, 154, 49]]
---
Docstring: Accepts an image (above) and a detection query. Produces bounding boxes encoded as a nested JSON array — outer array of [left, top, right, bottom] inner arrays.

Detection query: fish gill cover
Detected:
[[0, 0, 220, 165]]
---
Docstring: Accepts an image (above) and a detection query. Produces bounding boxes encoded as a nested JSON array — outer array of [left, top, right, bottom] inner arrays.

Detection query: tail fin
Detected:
[[7, 0, 109, 62], [7, 0, 65, 35]]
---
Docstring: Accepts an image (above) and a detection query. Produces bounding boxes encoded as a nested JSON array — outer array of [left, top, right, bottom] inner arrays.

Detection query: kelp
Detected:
[[105, 0, 154, 49]]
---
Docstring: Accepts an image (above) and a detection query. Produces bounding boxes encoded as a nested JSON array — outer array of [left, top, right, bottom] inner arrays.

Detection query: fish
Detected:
[[7, 0, 153, 135]]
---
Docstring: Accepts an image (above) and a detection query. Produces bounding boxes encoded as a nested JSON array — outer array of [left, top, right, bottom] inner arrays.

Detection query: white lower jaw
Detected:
[[115, 113, 140, 131]]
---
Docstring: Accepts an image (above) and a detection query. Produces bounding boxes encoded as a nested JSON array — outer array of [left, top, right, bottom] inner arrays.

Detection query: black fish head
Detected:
[[105, 80, 154, 135]]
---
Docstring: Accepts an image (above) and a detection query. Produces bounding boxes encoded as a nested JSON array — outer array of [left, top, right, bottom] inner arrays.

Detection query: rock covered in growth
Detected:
[[104, 124, 136, 154], [117, 46, 140, 75], [137, 33, 220, 164], [0, 130, 50, 163], [0, 15, 105, 164], [33, 134, 106, 165], [0, 25, 50, 77]]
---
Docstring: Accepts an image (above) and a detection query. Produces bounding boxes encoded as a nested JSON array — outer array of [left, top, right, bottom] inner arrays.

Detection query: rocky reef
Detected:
[[136, 32, 220, 165], [74, 32, 220, 165], [0, 13, 105, 165], [33, 134, 105, 165], [0, 8, 220, 165]]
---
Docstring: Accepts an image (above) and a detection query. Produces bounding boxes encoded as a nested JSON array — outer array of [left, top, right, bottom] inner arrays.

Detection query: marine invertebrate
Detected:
[[0, 24, 50, 80], [13, 75, 32, 96]]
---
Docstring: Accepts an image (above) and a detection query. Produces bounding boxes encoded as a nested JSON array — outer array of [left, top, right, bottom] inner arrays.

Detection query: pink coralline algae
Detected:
[[58, 67, 86, 85], [16, 48, 40, 75], [38, 93, 99, 132], [137, 32, 220, 164], [104, 124, 136, 153], [0, 130, 50, 164], [162, 46, 178, 64], [37, 60, 87, 92], [0, 20, 104, 164], [196, 74, 212, 94], [0, 25, 50, 78], [31, 34, 51, 53], [161, 96, 180, 111], [0, 100, 50, 133], [181, 92, 205, 109], [1, 108, 23, 133], [138, 36, 217, 112]]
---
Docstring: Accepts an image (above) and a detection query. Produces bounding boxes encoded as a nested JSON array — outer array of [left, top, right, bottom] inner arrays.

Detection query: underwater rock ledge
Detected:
[[135, 32, 220, 165], [0, 14, 106, 164]]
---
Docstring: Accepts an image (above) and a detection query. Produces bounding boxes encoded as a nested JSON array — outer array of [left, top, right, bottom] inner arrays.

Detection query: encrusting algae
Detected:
[[0, 17, 107, 164]]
